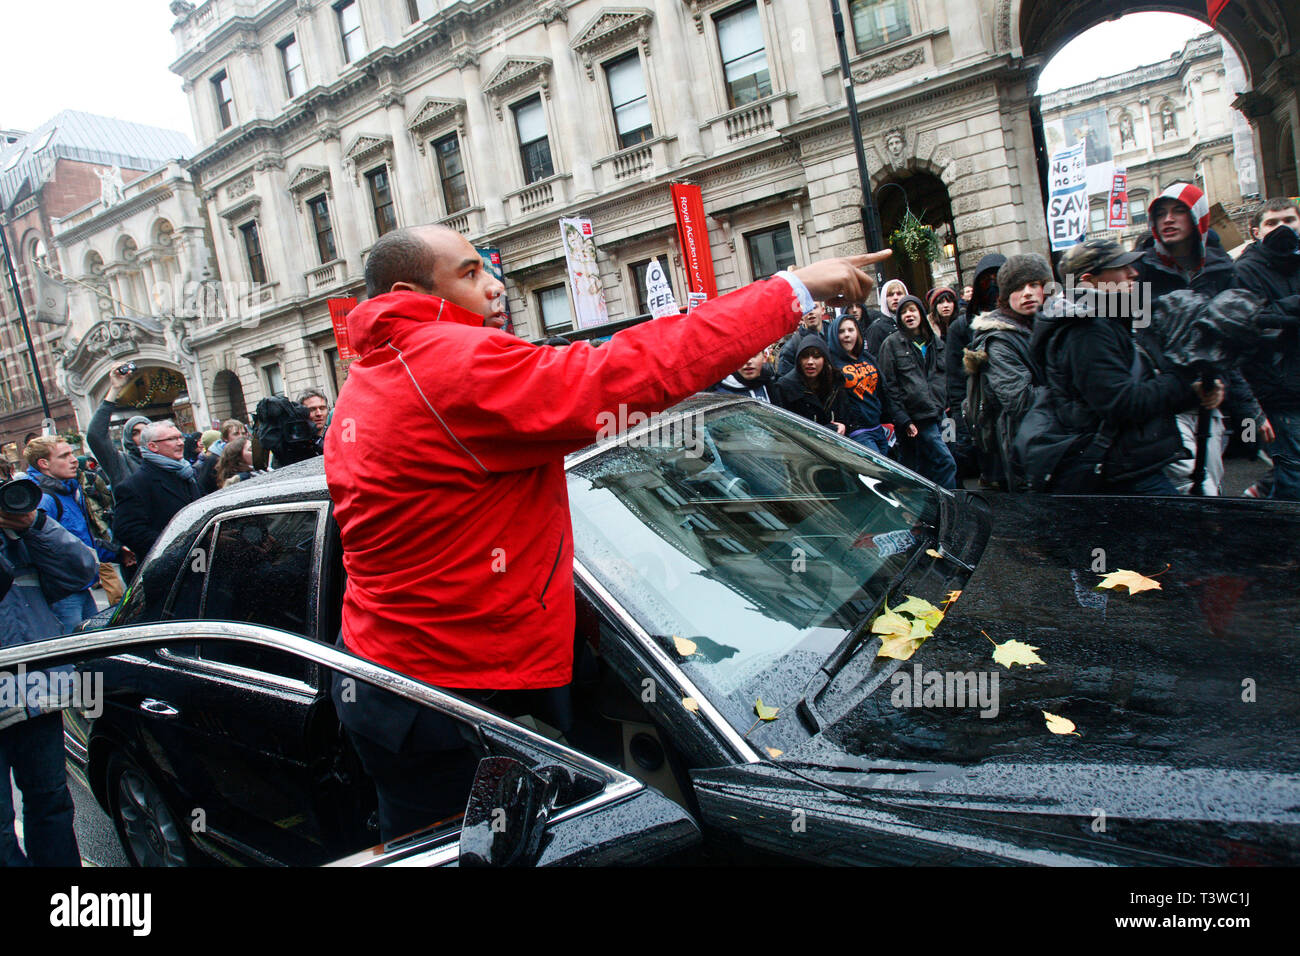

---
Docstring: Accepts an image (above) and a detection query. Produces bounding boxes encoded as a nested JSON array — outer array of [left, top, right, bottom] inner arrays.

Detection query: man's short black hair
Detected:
[[1249, 197, 1300, 232], [363, 227, 441, 299]]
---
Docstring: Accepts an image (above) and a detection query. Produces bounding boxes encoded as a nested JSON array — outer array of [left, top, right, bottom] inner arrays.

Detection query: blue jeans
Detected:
[[0, 713, 80, 866], [849, 426, 890, 458], [50, 590, 97, 636], [1110, 471, 1180, 496], [906, 421, 957, 490], [1265, 409, 1300, 502]]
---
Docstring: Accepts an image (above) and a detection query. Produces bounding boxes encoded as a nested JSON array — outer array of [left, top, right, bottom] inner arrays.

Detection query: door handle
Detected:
[[139, 698, 180, 718]]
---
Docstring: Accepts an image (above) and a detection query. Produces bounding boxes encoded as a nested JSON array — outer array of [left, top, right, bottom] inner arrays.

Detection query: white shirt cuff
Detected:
[[774, 270, 814, 314]]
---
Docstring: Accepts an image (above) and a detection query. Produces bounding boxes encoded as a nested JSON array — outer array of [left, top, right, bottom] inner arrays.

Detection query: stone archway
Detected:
[[1007, 0, 1300, 198], [212, 369, 248, 424], [873, 169, 958, 301]]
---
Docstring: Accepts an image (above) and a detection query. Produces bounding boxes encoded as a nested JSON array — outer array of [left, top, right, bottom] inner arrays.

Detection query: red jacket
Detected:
[[325, 279, 805, 689]]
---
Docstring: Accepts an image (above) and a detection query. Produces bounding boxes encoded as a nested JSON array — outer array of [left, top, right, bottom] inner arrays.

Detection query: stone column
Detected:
[[779, 0, 827, 113], [943, 0, 984, 62], [232, 38, 274, 121], [380, 89, 427, 225], [458, 53, 507, 229], [539, 5, 595, 200], [653, 0, 704, 161], [321, 127, 365, 274], [263, 163, 307, 294], [181, 78, 208, 147], [1139, 98, 1156, 160]]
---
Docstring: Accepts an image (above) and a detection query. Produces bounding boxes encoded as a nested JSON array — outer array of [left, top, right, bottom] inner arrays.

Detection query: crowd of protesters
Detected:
[[715, 186, 1299, 502]]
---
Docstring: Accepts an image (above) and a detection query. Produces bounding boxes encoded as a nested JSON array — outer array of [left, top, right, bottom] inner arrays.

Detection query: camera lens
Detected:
[[0, 479, 43, 514]]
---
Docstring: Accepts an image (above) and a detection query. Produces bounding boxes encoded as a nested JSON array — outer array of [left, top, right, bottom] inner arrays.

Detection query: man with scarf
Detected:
[[1236, 197, 1300, 500], [112, 419, 201, 561]]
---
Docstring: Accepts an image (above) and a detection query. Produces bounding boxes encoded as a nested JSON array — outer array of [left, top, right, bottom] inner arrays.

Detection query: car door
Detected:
[[1, 623, 699, 867]]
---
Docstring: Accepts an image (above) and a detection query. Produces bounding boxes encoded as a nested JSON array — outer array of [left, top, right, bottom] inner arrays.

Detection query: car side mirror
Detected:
[[458, 756, 552, 867]]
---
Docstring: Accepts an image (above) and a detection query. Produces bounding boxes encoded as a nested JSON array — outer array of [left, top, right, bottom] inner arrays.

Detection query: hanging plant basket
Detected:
[[888, 209, 942, 264]]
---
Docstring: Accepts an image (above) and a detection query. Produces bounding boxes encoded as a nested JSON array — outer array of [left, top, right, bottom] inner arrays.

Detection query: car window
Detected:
[[567, 404, 941, 741], [202, 510, 320, 635], [167, 524, 215, 621]]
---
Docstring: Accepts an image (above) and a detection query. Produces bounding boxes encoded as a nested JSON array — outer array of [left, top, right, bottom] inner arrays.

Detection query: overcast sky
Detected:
[[0, 4, 1211, 139]]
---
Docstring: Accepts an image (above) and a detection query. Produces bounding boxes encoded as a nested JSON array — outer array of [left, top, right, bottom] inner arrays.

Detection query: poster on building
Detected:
[[644, 257, 679, 318], [1107, 170, 1130, 229], [671, 183, 718, 299], [559, 217, 610, 330], [1043, 109, 1115, 196], [1047, 141, 1089, 251], [327, 297, 359, 369], [476, 246, 513, 335]]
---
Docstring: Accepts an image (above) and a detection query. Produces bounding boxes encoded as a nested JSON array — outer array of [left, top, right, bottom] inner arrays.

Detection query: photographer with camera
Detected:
[[111, 420, 201, 562], [22, 437, 134, 629], [253, 395, 323, 469], [0, 478, 98, 866], [85, 363, 152, 488]]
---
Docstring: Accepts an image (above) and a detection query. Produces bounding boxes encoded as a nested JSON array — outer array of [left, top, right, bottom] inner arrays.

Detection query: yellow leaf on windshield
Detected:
[[682, 697, 699, 712], [991, 639, 1045, 670], [1043, 710, 1081, 736], [766, 747, 783, 758], [754, 698, 780, 721], [1096, 569, 1163, 594], [672, 635, 698, 657]]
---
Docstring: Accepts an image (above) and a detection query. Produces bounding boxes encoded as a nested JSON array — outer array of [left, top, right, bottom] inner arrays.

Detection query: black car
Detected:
[[6, 395, 1299, 865]]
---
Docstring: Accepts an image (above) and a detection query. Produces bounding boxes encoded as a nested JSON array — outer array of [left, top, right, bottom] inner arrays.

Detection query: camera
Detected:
[[116, 362, 137, 376], [0, 478, 43, 515]]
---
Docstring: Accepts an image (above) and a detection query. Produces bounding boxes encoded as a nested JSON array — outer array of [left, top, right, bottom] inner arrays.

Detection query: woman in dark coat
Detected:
[[877, 295, 957, 489], [774, 333, 851, 435]]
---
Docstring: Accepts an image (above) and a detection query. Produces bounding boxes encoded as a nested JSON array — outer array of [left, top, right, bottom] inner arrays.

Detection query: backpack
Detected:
[[961, 345, 999, 456]]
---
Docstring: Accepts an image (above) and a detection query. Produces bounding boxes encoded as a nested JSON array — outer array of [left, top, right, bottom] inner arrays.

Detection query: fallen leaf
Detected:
[[991, 639, 1045, 669], [1042, 710, 1081, 736], [1096, 569, 1162, 594], [893, 596, 941, 618], [765, 747, 783, 758], [870, 606, 912, 639], [682, 697, 699, 712], [754, 698, 780, 721], [876, 618, 931, 660], [672, 635, 698, 657], [925, 548, 942, 559], [945, 590, 962, 604]]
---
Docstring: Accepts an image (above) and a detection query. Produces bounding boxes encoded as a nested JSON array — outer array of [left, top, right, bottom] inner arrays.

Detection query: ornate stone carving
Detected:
[[343, 133, 394, 183], [226, 175, 255, 199], [852, 48, 925, 84], [482, 56, 553, 115], [318, 125, 341, 143], [882, 127, 907, 168], [406, 97, 467, 150], [537, 2, 568, 25], [378, 89, 406, 110], [452, 51, 480, 71], [218, 196, 262, 236], [286, 165, 332, 209], [571, 8, 654, 80], [254, 155, 285, 172]]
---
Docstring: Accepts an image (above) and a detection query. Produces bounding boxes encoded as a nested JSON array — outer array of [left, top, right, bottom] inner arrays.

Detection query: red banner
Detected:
[[671, 183, 718, 299], [1107, 171, 1129, 230], [328, 297, 359, 364], [1207, 0, 1230, 27]]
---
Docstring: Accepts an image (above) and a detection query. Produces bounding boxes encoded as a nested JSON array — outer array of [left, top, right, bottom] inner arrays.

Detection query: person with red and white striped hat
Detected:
[[1135, 181, 1268, 495]]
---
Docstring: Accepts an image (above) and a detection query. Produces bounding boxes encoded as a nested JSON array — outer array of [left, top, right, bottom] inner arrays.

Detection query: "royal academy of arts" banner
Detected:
[[671, 183, 717, 300]]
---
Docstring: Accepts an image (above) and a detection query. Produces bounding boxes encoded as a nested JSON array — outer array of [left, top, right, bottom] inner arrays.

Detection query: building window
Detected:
[[433, 133, 470, 213], [536, 284, 573, 333], [406, 0, 436, 21], [605, 53, 653, 149], [240, 221, 267, 284], [212, 70, 234, 129], [745, 224, 795, 280], [307, 194, 337, 263], [1130, 192, 1149, 225], [278, 36, 304, 98], [263, 362, 285, 398], [323, 346, 340, 396], [629, 257, 673, 315], [336, 0, 364, 64], [365, 167, 397, 237], [1089, 203, 1108, 236], [513, 96, 554, 185], [715, 3, 771, 109], [849, 0, 912, 54], [21, 352, 37, 394]]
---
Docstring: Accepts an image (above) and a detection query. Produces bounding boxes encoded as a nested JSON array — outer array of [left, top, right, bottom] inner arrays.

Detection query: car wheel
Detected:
[[106, 752, 191, 867]]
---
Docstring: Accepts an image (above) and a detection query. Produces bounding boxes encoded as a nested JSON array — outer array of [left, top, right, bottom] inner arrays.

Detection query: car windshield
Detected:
[[568, 402, 942, 739]]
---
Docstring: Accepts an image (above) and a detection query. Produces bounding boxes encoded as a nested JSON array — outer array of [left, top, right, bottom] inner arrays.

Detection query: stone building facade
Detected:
[[0, 111, 193, 452], [1039, 33, 1258, 251], [162, 0, 1299, 412]]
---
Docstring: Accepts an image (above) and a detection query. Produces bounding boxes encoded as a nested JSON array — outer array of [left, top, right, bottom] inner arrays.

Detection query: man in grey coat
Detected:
[[0, 505, 99, 866]]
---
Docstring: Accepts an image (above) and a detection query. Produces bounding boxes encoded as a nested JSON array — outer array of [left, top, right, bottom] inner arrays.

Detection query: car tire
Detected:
[[106, 752, 192, 867]]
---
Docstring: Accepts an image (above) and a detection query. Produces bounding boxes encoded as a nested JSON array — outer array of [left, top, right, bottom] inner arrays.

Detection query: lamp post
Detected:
[[0, 216, 52, 423], [829, 0, 886, 291]]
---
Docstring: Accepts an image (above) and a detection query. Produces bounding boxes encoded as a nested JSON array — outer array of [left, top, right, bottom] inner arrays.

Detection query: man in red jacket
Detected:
[[325, 224, 884, 838]]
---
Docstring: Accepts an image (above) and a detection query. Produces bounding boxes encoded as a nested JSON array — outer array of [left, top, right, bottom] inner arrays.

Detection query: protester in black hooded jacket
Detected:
[[1027, 239, 1199, 494], [712, 352, 777, 402], [773, 333, 851, 433], [864, 279, 909, 358], [1235, 200, 1300, 500], [945, 253, 1006, 481], [878, 295, 956, 488]]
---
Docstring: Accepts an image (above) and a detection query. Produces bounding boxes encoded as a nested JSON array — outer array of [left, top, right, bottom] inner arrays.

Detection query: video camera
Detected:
[[252, 396, 322, 467]]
